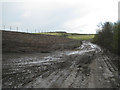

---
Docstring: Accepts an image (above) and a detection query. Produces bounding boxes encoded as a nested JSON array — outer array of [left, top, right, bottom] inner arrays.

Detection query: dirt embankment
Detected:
[[2, 31, 81, 53]]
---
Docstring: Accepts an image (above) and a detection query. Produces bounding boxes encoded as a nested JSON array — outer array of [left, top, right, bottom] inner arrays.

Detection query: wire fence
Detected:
[[0, 25, 54, 33]]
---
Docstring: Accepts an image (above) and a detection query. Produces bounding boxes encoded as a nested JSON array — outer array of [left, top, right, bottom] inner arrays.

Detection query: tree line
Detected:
[[93, 21, 120, 56]]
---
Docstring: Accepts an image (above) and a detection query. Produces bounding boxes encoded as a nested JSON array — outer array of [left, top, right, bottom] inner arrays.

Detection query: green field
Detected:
[[36, 32, 65, 36], [35, 32, 95, 40], [68, 35, 95, 40]]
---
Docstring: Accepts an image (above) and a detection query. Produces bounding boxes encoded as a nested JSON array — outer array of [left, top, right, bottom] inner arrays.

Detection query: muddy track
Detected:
[[2, 41, 119, 88]]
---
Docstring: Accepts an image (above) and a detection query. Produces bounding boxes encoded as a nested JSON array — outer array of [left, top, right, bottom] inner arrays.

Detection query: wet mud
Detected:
[[2, 41, 119, 88]]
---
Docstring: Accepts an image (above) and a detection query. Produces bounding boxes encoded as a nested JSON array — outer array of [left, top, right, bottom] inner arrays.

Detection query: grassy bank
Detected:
[[68, 35, 95, 40], [35, 32, 95, 40]]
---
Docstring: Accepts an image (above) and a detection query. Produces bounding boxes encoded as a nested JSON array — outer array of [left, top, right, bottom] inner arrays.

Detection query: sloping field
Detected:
[[2, 31, 81, 53], [68, 35, 95, 40], [35, 32, 95, 40]]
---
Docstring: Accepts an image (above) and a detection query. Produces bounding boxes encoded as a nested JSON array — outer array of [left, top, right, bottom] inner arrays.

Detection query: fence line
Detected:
[[0, 25, 54, 33]]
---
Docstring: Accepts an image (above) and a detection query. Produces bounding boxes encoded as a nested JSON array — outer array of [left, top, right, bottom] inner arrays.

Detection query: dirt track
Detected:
[[2, 41, 119, 88]]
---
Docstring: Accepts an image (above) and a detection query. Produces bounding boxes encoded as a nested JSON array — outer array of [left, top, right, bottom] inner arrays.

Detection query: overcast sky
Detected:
[[0, 0, 119, 34]]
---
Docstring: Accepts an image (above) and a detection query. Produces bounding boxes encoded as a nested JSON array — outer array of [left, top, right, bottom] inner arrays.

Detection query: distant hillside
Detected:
[[2, 30, 81, 53], [35, 32, 95, 40]]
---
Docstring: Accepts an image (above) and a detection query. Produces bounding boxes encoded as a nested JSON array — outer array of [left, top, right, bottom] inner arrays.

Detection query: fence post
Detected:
[[10, 26, 11, 31], [17, 27, 18, 32], [3, 25, 5, 30], [27, 29, 28, 33]]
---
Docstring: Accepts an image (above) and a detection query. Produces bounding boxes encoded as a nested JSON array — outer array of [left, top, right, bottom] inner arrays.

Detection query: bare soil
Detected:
[[2, 31, 81, 53], [2, 41, 119, 88]]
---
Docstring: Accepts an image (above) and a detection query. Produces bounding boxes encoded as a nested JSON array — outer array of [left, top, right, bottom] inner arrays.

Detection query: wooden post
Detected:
[[27, 29, 28, 33], [3, 25, 5, 30], [17, 27, 18, 32], [10, 26, 11, 31]]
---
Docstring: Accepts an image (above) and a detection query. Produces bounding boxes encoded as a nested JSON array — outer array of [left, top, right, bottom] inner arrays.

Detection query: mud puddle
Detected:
[[2, 41, 119, 88]]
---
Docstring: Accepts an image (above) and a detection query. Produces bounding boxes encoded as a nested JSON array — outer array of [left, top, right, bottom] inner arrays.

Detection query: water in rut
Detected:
[[2, 41, 119, 88]]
